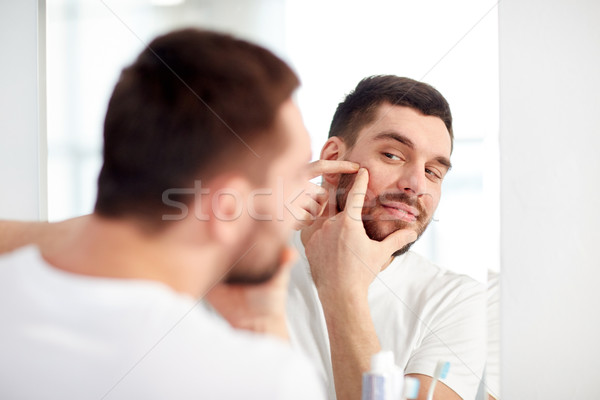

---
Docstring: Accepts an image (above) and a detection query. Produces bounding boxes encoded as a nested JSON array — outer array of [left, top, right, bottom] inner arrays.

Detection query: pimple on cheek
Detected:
[[355, 165, 380, 202], [358, 164, 384, 193]]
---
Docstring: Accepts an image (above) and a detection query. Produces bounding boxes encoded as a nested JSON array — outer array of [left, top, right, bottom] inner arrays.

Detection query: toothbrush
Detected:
[[426, 361, 450, 400]]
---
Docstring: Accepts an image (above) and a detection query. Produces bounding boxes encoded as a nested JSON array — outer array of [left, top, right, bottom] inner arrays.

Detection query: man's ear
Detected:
[[320, 136, 348, 185], [203, 175, 254, 248]]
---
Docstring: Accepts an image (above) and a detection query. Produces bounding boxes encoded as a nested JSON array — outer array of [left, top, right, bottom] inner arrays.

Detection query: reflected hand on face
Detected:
[[205, 247, 297, 340], [305, 168, 418, 300], [290, 160, 360, 230]]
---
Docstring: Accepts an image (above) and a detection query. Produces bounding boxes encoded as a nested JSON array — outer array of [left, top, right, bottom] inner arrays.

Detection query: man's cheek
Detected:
[[424, 193, 441, 217], [362, 163, 388, 194], [362, 190, 378, 208]]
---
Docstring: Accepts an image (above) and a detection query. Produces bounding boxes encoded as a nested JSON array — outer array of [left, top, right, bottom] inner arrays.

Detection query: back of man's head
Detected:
[[328, 75, 453, 150], [95, 28, 299, 227]]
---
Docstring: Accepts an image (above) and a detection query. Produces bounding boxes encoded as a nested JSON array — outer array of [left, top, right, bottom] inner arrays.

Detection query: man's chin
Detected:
[[224, 244, 285, 285], [225, 266, 278, 285], [363, 219, 419, 257], [363, 219, 410, 241], [391, 242, 415, 257]]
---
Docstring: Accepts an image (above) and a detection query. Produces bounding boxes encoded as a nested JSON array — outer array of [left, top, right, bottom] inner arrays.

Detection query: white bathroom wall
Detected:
[[499, 0, 600, 397], [0, 0, 47, 221]]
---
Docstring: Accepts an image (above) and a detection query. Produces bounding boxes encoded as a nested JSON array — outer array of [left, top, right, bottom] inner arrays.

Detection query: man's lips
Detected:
[[380, 201, 419, 222]]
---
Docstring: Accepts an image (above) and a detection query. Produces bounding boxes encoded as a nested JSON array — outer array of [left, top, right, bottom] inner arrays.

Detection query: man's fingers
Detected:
[[301, 198, 324, 219], [306, 159, 360, 179], [380, 228, 418, 256], [304, 182, 328, 207], [290, 195, 325, 229], [345, 168, 369, 222], [291, 183, 329, 226]]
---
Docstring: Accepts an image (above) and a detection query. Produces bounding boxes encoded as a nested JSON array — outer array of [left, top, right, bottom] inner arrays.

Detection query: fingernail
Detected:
[[351, 162, 360, 169]]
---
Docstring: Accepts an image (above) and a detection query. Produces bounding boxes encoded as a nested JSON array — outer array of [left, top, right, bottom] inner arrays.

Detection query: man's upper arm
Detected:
[[0, 216, 88, 255], [406, 373, 462, 400], [0, 220, 47, 254]]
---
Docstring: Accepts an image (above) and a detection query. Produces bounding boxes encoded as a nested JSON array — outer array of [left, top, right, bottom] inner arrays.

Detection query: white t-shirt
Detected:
[[286, 232, 486, 400], [0, 246, 325, 400]]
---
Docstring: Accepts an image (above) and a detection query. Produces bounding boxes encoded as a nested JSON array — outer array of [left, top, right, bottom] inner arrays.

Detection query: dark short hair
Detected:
[[329, 75, 453, 150], [95, 28, 299, 226]]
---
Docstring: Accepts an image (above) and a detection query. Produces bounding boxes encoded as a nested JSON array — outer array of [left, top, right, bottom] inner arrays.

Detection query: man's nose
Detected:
[[396, 164, 426, 196]]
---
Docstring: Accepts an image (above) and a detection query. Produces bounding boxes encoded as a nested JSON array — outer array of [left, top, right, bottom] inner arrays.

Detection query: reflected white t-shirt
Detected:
[[0, 246, 325, 400], [286, 231, 486, 399]]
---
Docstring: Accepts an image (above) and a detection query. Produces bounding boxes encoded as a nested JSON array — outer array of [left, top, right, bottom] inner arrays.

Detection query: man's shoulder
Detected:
[[135, 311, 324, 398], [0, 243, 38, 268], [382, 250, 485, 298], [287, 237, 484, 298], [0, 247, 324, 399], [0, 245, 47, 295]]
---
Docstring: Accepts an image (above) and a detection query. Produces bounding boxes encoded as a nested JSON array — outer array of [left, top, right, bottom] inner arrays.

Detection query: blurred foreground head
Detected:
[[96, 28, 300, 223], [95, 28, 310, 283]]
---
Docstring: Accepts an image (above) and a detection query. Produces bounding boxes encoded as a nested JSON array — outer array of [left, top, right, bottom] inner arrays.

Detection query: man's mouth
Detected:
[[380, 201, 419, 223]]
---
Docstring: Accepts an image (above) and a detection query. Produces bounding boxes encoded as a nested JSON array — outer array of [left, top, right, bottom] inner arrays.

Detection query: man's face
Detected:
[[336, 103, 452, 255], [226, 99, 311, 283]]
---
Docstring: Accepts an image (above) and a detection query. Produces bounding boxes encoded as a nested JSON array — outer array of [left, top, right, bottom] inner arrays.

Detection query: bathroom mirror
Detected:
[[47, 0, 500, 278], [46, 0, 500, 398]]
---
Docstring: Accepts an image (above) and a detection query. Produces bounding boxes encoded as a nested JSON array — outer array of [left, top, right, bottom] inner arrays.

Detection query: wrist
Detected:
[[318, 288, 370, 320], [317, 284, 369, 306]]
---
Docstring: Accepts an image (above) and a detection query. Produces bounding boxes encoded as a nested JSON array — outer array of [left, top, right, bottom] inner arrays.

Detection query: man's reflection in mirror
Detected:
[[286, 75, 489, 400]]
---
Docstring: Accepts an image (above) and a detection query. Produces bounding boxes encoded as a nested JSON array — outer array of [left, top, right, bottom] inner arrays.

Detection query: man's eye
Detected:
[[383, 152, 401, 161], [425, 168, 441, 180]]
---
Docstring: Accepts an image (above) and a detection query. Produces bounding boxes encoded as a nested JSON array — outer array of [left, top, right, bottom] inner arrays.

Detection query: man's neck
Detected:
[[40, 214, 224, 298]]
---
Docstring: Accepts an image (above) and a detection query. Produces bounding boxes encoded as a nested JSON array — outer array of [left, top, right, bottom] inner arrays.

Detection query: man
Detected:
[[287, 76, 487, 400], [0, 28, 338, 399]]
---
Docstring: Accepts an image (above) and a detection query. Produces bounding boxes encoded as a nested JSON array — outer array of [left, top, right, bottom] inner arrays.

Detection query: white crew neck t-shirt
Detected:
[[286, 231, 486, 399], [0, 246, 325, 400]]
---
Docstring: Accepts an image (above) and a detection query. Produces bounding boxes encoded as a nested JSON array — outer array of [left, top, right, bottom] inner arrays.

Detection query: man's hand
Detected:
[[305, 168, 417, 300], [205, 247, 297, 340], [303, 168, 418, 400], [290, 160, 359, 230]]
